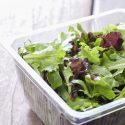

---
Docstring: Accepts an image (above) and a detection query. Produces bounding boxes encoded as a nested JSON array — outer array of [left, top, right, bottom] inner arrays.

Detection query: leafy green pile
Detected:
[[18, 23, 125, 111]]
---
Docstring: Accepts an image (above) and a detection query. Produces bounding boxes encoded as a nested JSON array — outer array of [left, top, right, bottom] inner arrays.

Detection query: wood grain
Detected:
[[0, 47, 44, 125]]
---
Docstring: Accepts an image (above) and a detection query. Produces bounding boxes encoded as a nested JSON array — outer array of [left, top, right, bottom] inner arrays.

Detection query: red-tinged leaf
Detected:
[[88, 32, 96, 42], [70, 58, 89, 79], [101, 32, 123, 51], [68, 40, 81, 56]]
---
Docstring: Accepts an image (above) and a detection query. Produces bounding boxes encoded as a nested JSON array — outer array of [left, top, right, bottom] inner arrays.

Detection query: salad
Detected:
[[18, 23, 125, 111]]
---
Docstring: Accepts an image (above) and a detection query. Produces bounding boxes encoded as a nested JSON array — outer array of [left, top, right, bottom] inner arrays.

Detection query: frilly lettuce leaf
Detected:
[[78, 43, 100, 64], [23, 42, 65, 72], [115, 87, 125, 100], [85, 75, 116, 100], [67, 97, 99, 111]]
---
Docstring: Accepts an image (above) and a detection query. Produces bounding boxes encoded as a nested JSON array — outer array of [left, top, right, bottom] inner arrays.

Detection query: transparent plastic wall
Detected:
[[93, 11, 125, 31]]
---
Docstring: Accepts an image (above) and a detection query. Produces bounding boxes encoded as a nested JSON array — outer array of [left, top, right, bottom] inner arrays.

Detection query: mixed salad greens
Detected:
[[18, 23, 125, 111]]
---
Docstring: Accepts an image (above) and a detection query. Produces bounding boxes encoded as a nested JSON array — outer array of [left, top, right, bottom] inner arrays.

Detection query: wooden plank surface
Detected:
[[0, 47, 44, 125], [0, 1, 91, 125]]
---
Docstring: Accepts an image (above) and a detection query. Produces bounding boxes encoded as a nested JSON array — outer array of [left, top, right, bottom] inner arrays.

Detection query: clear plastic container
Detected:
[[2, 9, 125, 125]]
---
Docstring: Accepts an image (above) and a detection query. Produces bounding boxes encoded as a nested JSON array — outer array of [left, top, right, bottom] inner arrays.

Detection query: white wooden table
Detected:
[[0, 47, 44, 125]]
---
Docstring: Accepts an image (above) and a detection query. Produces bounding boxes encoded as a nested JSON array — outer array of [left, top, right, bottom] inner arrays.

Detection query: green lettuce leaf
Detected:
[[23, 42, 65, 72], [57, 85, 70, 101], [114, 73, 125, 86], [90, 65, 112, 77], [71, 79, 91, 97], [67, 97, 99, 111], [63, 66, 73, 84], [77, 23, 86, 34], [48, 70, 62, 89], [24, 41, 48, 53], [115, 87, 125, 100], [85, 75, 116, 99], [79, 43, 100, 64], [106, 58, 125, 71], [94, 38, 102, 46]]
